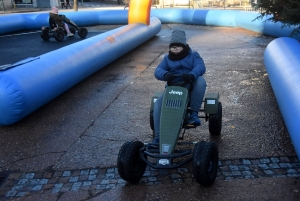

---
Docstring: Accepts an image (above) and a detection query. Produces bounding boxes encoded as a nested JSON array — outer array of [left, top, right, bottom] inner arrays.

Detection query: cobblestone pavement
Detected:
[[1, 156, 299, 199]]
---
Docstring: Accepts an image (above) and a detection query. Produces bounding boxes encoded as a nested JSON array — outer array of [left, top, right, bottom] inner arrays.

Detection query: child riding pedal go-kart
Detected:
[[117, 30, 222, 186], [41, 6, 88, 42]]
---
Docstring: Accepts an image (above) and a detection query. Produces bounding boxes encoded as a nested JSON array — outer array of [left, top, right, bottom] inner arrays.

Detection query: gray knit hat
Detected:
[[169, 30, 186, 46]]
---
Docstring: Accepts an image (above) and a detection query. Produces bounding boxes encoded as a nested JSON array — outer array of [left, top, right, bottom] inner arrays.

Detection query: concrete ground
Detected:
[[0, 9, 300, 201]]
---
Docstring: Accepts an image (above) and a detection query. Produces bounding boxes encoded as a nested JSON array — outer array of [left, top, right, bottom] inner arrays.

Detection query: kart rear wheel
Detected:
[[78, 28, 88, 38], [208, 102, 222, 136], [117, 140, 146, 183], [54, 30, 65, 42], [193, 141, 218, 186], [41, 30, 50, 41]]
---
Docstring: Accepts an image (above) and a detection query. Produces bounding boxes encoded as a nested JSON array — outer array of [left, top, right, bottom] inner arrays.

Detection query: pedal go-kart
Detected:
[[117, 75, 222, 186], [41, 15, 88, 42]]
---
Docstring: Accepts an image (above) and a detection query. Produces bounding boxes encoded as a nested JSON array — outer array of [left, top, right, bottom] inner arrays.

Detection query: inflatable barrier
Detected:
[[1, 10, 300, 39], [0, 17, 161, 125], [264, 37, 300, 158]]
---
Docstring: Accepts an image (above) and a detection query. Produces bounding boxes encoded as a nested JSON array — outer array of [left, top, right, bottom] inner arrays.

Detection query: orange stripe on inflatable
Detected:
[[128, 0, 152, 25]]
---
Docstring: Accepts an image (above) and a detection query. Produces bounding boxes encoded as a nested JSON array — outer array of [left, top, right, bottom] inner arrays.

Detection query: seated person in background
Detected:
[[49, 6, 74, 37]]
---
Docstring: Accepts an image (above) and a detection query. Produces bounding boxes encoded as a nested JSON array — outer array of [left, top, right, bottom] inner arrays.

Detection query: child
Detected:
[[49, 6, 74, 37]]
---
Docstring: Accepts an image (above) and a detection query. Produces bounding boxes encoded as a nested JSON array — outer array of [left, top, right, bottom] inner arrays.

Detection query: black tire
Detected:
[[40, 30, 50, 41], [78, 27, 88, 38], [117, 141, 146, 183], [192, 141, 219, 186], [208, 102, 222, 136], [54, 30, 65, 42]]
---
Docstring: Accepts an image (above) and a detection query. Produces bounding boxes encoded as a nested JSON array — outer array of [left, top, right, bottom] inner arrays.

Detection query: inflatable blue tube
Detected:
[[1, 10, 299, 39], [150, 9, 238, 27], [235, 11, 300, 40], [0, 17, 161, 125], [264, 37, 300, 158], [0, 10, 129, 35]]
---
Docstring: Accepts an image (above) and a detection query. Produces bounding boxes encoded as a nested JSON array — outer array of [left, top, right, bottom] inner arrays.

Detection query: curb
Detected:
[[1, 156, 299, 199]]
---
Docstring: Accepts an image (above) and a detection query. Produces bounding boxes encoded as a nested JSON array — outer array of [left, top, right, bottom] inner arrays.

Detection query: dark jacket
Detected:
[[49, 12, 65, 28], [154, 49, 206, 82]]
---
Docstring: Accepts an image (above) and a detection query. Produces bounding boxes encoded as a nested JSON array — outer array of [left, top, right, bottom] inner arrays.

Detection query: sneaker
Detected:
[[147, 138, 159, 149], [188, 111, 201, 126], [67, 33, 74, 37]]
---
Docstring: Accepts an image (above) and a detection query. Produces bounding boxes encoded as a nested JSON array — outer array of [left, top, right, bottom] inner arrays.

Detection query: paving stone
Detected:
[[250, 159, 260, 165], [231, 171, 242, 176], [242, 159, 251, 165], [270, 157, 280, 163], [232, 160, 241, 165], [8, 173, 22, 180], [90, 169, 99, 175], [29, 179, 40, 185], [148, 177, 157, 182], [223, 160, 232, 165], [62, 171, 72, 177], [263, 170, 274, 175], [100, 179, 110, 185], [53, 171, 63, 177], [80, 170, 90, 175], [279, 163, 293, 168], [32, 185, 43, 191], [58, 177, 69, 183], [106, 168, 115, 174], [177, 168, 188, 173], [83, 181, 92, 186], [239, 165, 250, 171], [268, 163, 280, 169], [6, 190, 17, 197], [96, 184, 106, 190], [106, 184, 115, 189], [69, 176, 78, 183], [258, 164, 269, 169], [25, 173, 35, 179], [170, 173, 181, 179], [286, 169, 298, 174], [229, 165, 239, 171], [279, 157, 290, 162], [88, 174, 97, 180], [16, 192, 27, 197], [105, 173, 114, 179], [143, 171, 151, 177], [260, 158, 270, 164]]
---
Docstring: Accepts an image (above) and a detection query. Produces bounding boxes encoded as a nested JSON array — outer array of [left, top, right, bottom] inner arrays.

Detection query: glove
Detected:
[[182, 74, 195, 82], [164, 73, 174, 82]]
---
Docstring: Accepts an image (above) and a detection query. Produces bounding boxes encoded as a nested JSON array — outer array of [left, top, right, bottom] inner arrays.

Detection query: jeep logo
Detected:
[[169, 90, 183, 95]]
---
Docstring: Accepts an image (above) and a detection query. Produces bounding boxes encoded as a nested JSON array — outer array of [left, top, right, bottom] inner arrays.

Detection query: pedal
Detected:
[[186, 124, 197, 129]]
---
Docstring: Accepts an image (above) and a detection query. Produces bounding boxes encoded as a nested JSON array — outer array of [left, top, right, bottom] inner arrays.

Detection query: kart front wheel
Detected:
[[78, 28, 88, 38], [117, 140, 146, 183], [208, 102, 222, 136], [54, 30, 65, 42], [193, 141, 218, 186], [41, 30, 50, 41]]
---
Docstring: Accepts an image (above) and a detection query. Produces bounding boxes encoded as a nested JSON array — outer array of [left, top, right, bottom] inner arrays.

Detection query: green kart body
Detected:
[[117, 79, 222, 186]]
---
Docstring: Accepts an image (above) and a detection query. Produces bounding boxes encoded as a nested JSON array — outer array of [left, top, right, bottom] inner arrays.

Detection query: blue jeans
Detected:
[[153, 76, 206, 140]]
